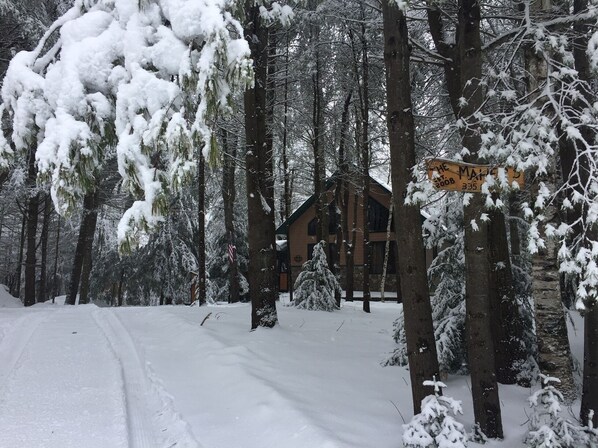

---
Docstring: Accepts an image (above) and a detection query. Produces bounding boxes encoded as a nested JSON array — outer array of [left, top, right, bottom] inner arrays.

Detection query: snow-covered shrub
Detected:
[[293, 241, 340, 311], [525, 374, 597, 448], [402, 378, 468, 448]]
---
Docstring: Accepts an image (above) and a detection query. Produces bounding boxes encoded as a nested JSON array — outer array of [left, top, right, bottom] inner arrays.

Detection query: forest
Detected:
[[1, 0, 598, 446]]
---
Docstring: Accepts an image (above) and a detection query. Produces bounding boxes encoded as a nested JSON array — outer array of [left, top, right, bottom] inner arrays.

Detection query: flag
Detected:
[[228, 243, 236, 264]]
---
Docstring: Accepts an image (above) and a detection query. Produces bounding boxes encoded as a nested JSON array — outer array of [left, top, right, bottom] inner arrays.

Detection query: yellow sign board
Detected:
[[426, 158, 524, 192]]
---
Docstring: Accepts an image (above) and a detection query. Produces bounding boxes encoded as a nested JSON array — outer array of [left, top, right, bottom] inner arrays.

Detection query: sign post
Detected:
[[425, 158, 524, 192]]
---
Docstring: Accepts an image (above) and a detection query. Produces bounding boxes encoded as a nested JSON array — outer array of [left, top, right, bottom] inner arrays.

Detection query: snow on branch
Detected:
[[1, 0, 253, 250]]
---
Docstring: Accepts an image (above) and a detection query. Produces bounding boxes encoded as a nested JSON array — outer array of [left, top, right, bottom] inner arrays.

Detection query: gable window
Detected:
[[368, 197, 392, 233], [307, 202, 339, 236], [370, 241, 397, 275]]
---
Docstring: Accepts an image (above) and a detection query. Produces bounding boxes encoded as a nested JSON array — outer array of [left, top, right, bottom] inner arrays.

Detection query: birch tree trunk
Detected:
[[380, 201, 393, 303], [524, 0, 576, 402]]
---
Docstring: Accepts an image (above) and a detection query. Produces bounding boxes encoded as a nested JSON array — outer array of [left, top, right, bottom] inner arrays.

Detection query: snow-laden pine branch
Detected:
[[0, 0, 253, 251]]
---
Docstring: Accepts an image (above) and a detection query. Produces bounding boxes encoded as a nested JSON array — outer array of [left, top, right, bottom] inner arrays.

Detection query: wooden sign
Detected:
[[426, 158, 524, 192]]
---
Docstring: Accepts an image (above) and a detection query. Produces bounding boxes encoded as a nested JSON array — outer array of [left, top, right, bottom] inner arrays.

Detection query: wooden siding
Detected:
[[287, 182, 395, 269]]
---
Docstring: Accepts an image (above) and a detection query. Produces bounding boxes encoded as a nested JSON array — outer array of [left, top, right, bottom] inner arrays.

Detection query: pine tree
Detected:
[[0, 0, 253, 250], [526, 375, 597, 448], [402, 377, 468, 448], [293, 241, 340, 311]]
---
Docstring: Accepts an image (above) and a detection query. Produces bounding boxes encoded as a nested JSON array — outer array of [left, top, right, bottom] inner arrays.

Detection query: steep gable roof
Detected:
[[275, 173, 392, 235]]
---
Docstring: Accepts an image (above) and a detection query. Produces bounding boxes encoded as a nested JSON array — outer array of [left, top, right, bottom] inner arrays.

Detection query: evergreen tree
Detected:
[[293, 241, 340, 311], [526, 375, 597, 448], [402, 377, 468, 448]]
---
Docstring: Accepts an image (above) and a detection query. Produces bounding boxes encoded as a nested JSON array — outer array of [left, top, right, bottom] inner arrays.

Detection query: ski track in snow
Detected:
[[0, 311, 48, 386], [121, 307, 345, 448], [0, 306, 128, 448], [93, 308, 202, 448]]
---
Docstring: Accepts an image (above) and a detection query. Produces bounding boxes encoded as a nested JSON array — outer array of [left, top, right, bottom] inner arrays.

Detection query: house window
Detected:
[[307, 202, 339, 236], [369, 241, 397, 275], [368, 197, 393, 233]]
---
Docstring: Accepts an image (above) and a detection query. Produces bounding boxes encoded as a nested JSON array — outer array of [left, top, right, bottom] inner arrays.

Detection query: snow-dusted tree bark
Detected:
[[488, 205, 527, 385], [383, 0, 440, 414], [37, 194, 52, 303], [521, 0, 576, 402], [457, 0, 503, 436], [196, 148, 206, 305], [350, 2, 372, 313], [66, 190, 98, 305], [571, 0, 598, 424], [308, 1, 328, 249], [24, 146, 39, 307], [244, 2, 278, 328], [221, 130, 240, 303], [335, 90, 352, 307]]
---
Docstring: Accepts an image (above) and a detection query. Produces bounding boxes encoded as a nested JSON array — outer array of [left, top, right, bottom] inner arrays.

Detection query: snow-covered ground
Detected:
[[0, 287, 578, 447]]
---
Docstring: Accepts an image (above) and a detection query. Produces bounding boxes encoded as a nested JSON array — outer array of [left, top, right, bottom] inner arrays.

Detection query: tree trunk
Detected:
[[24, 144, 40, 307], [383, 0, 441, 413], [345, 173, 359, 302], [358, 1, 371, 313], [281, 31, 292, 225], [310, 4, 328, 250], [66, 191, 98, 305], [24, 191, 39, 307], [458, 0, 503, 436], [37, 195, 52, 303], [52, 214, 61, 302], [488, 206, 527, 385], [336, 90, 353, 307], [13, 209, 26, 298], [244, 3, 278, 329], [222, 130, 240, 303], [523, 0, 576, 402], [78, 205, 98, 305], [197, 147, 206, 305], [571, 0, 598, 423], [117, 269, 125, 307], [380, 200, 393, 303]]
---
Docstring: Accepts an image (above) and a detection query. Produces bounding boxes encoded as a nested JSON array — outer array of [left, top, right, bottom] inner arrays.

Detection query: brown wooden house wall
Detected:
[[287, 182, 395, 269], [280, 180, 418, 295]]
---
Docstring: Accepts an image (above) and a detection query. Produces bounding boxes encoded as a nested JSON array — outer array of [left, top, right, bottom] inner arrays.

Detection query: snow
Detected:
[[0, 284, 21, 308], [0, 291, 581, 447], [1, 0, 253, 247]]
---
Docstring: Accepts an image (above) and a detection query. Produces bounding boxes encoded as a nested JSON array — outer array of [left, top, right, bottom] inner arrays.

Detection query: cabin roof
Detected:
[[275, 173, 392, 235]]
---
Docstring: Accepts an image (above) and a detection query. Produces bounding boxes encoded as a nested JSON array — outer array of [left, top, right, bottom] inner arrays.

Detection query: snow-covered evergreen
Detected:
[[525, 375, 597, 448], [293, 241, 340, 311], [402, 378, 468, 448]]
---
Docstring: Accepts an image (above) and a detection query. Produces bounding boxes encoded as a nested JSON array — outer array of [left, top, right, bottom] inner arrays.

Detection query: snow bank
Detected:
[[0, 285, 21, 308]]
